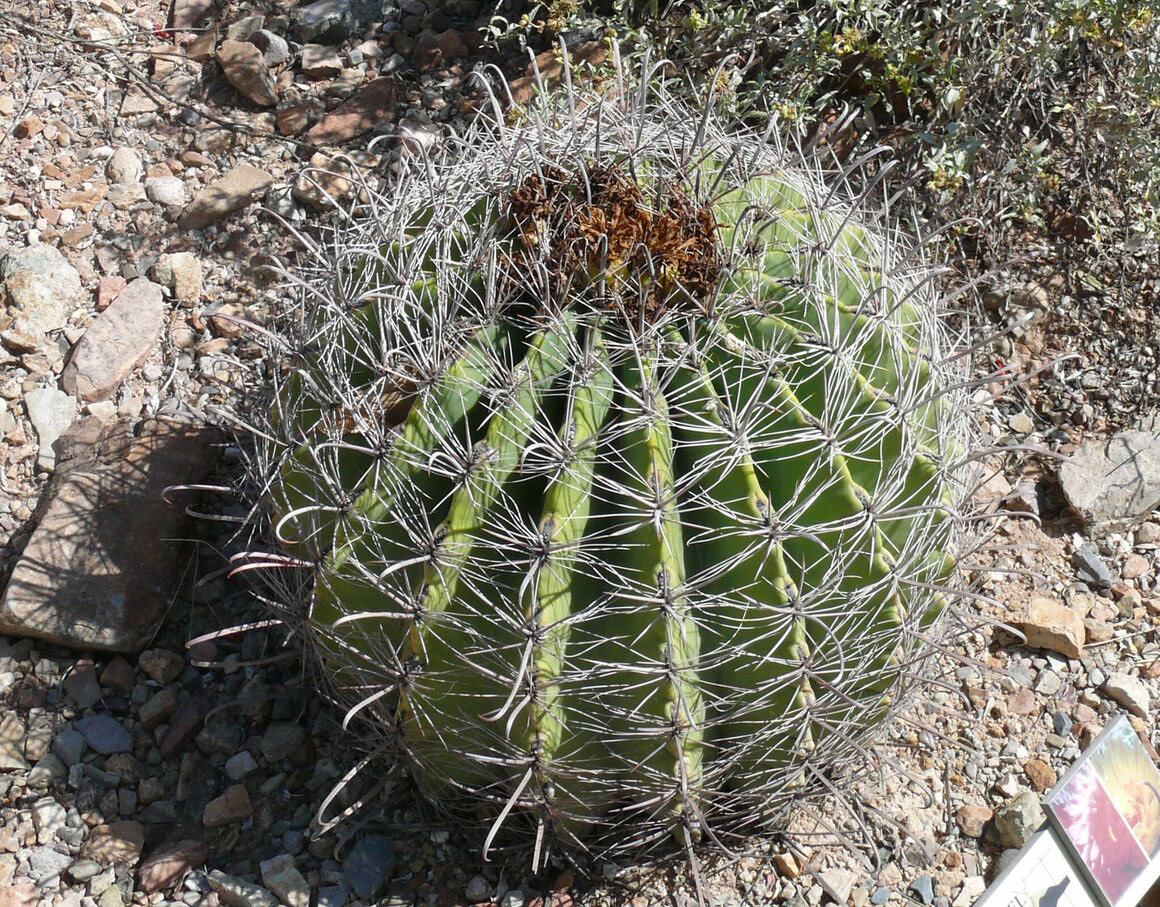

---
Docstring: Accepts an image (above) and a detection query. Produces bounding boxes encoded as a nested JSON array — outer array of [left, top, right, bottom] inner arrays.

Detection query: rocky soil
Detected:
[[1, 1, 1159, 907]]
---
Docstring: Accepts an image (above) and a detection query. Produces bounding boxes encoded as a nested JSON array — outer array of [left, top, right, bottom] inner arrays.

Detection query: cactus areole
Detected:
[[261, 63, 970, 862]]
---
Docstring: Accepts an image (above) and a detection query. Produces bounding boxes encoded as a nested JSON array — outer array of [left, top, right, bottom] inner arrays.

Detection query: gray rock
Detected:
[[1052, 711, 1073, 737], [871, 889, 891, 906], [62, 278, 165, 402], [25, 385, 77, 472], [32, 795, 67, 844], [2, 243, 82, 340], [26, 752, 66, 790], [464, 875, 490, 904], [1073, 545, 1114, 588], [63, 658, 103, 708], [53, 727, 86, 766], [227, 14, 265, 41], [106, 147, 144, 186], [224, 750, 258, 780], [196, 715, 245, 755], [318, 884, 351, 907], [67, 859, 103, 882], [75, 714, 133, 754], [908, 876, 934, 906], [28, 844, 73, 883], [1060, 419, 1160, 534], [344, 834, 395, 901], [995, 791, 1045, 849], [261, 722, 308, 763], [250, 30, 290, 66], [1033, 669, 1062, 697], [294, 0, 380, 43], [0, 419, 222, 652], [819, 869, 857, 904]]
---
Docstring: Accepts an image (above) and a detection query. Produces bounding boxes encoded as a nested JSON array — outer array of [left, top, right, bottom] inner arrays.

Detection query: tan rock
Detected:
[[1123, 553, 1151, 579], [137, 839, 207, 894], [203, 784, 253, 827], [1084, 617, 1114, 644], [1025, 759, 1057, 792], [185, 25, 218, 63], [96, 274, 127, 310], [62, 278, 165, 402], [1020, 595, 1084, 658], [216, 40, 278, 107], [306, 76, 398, 144], [180, 164, 273, 229], [171, 0, 212, 29], [0, 884, 38, 907], [81, 820, 145, 867], [300, 44, 342, 78], [1105, 672, 1151, 718], [0, 420, 222, 652], [955, 804, 992, 837], [275, 103, 315, 136], [506, 41, 608, 107]]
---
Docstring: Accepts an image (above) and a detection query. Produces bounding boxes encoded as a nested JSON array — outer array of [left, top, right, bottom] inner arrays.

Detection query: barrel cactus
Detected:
[[251, 51, 973, 862]]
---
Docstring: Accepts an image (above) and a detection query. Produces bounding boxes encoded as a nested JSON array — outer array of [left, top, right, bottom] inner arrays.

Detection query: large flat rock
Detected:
[[0, 419, 221, 652], [62, 278, 166, 402], [1059, 414, 1160, 534]]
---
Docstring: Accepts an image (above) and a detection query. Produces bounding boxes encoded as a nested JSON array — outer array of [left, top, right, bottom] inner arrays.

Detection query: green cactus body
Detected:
[[260, 74, 970, 857]]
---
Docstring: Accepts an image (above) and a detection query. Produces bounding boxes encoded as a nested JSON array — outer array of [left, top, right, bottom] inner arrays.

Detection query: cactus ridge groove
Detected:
[[245, 52, 977, 862]]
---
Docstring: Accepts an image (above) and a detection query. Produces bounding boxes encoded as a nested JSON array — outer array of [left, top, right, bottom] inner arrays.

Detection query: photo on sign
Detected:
[[975, 828, 1100, 907], [1046, 714, 1160, 907]]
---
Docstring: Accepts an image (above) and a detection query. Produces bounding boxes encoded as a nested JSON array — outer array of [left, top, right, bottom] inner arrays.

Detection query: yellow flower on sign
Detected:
[[1092, 719, 1160, 855]]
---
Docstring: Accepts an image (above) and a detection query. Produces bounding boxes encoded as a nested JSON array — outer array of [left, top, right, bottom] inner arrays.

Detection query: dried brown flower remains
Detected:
[[507, 163, 723, 323]]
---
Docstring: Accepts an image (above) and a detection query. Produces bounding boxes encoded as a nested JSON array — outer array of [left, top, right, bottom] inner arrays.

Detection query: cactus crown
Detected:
[[249, 49, 974, 867], [507, 163, 723, 322]]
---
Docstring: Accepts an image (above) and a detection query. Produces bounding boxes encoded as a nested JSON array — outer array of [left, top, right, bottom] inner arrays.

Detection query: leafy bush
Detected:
[[535, 0, 1159, 254]]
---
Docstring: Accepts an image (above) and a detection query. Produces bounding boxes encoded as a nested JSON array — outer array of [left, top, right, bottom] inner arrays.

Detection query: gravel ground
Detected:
[[1, 1, 1160, 906]]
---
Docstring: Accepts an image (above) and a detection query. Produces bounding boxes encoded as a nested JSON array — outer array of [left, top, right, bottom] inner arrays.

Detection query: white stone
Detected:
[[106, 147, 144, 186], [144, 176, 188, 207], [25, 385, 77, 472], [2, 243, 82, 335], [1105, 672, 1152, 718], [953, 877, 986, 907], [32, 796, 67, 844], [0, 712, 28, 770], [258, 855, 310, 907]]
